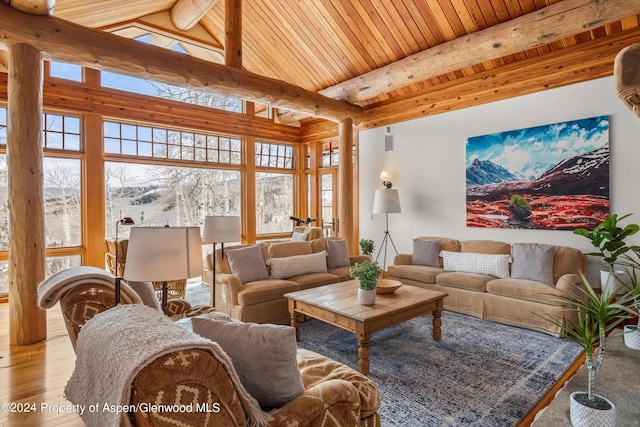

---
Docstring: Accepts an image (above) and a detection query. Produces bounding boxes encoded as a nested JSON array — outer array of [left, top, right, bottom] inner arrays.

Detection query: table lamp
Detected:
[[123, 226, 203, 311]]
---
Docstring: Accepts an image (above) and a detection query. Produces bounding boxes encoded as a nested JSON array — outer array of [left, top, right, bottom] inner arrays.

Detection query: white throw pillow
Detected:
[[291, 231, 309, 241], [440, 250, 511, 278], [192, 318, 304, 408], [267, 250, 328, 279]]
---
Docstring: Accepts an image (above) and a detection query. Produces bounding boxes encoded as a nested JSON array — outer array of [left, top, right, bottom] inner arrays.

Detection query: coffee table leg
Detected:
[[358, 338, 370, 376], [432, 308, 442, 341]]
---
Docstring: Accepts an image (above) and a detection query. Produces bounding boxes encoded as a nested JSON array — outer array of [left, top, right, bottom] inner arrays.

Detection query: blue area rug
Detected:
[[296, 311, 582, 427]]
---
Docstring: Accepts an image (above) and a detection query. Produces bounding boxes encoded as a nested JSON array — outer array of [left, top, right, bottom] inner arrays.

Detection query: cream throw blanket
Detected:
[[38, 266, 140, 308], [65, 304, 272, 427]]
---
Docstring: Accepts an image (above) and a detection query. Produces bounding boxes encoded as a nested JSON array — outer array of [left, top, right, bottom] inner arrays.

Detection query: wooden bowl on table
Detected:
[[376, 279, 402, 294]]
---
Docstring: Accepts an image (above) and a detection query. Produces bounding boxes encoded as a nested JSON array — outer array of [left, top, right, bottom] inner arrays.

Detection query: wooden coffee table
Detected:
[[285, 280, 448, 375]]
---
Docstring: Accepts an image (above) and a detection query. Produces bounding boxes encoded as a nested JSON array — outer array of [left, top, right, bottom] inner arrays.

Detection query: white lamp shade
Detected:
[[372, 189, 401, 214], [379, 171, 388, 181], [203, 216, 241, 243], [123, 226, 203, 282]]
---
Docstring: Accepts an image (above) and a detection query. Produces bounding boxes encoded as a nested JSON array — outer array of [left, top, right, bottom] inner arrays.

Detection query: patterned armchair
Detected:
[[37, 266, 217, 350], [65, 304, 381, 427]]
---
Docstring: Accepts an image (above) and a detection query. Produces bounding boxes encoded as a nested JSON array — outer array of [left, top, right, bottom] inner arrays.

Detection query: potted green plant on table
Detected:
[[541, 274, 634, 426], [350, 261, 382, 305], [573, 213, 640, 296], [617, 248, 640, 350], [359, 239, 375, 256]]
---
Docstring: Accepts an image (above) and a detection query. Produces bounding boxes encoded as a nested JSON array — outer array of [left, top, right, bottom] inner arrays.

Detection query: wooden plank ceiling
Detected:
[[27, 0, 640, 125]]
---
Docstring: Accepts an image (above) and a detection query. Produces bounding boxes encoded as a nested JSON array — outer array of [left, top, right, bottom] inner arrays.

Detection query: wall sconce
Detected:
[[379, 171, 392, 189]]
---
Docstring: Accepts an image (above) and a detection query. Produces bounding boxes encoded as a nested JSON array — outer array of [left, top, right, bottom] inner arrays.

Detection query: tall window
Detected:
[[255, 141, 295, 234], [0, 107, 83, 295], [255, 173, 294, 234]]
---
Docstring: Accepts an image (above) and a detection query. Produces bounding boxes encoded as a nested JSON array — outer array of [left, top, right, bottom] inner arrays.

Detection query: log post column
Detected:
[[7, 43, 47, 346], [338, 118, 356, 254]]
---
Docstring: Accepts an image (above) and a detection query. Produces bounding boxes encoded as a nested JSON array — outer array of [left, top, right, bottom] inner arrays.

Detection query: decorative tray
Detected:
[[376, 279, 402, 294]]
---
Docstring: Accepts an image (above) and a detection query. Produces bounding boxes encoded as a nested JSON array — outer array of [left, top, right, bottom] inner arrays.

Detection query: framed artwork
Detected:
[[466, 115, 609, 230]]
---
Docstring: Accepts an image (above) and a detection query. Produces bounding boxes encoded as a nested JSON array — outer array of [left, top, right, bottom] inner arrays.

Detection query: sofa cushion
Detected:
[[297, 348, 381, 418], [461, 240, 511, 255], [387, 264, 443, 284], [237, 280, 300, 306], [412, 239, 440, 267], [290, 273, 340, 290], [435, 271, 494, 292], [327, 238, 351, 268], [511, 243, 554, 285], [440, 250, 511, 278], [268, 251, 328, 279], [328, 265, 354, 281], [192, 318, 305, 408], [269, 241, 313, 258], [486, 278, 567, 306], [226, 245, 270, 283]]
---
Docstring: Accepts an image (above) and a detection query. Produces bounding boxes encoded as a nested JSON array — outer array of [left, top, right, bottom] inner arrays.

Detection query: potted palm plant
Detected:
[[573, 213, 639, 296], [350, 260, 382, 305], [541, 274, 634, 426], [618, 248, 640, 350]]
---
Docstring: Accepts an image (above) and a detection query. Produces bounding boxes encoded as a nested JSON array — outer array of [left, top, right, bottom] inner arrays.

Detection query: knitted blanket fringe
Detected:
[[38, 266, 140, 309], [65, 304, 272, 427]]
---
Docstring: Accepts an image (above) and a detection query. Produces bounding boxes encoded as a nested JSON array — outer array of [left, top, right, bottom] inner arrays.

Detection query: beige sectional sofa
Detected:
[[208, 237, 369, 325], [387, 236, 587, 336]]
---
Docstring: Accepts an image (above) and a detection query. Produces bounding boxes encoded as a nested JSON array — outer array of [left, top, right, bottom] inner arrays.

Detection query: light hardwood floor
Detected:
[[0, 303, 83, 426], [0, 301, 582, 426]]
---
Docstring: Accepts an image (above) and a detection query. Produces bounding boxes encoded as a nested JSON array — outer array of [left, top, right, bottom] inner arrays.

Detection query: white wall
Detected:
[[358, 76, 640, 285]]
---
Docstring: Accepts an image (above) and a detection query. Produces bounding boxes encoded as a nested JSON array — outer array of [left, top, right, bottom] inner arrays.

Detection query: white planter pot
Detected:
[[600, 270, 626, 297], [624, 325, 640, 350], [358, 288, 376, 305], [570, 392, 616, 427]]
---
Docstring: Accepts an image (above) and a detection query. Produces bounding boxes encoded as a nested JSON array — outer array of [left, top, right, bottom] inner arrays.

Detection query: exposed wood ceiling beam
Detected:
[[2, 0, 53, 15], [170, 0, 219, 31], [0, 3, 362, 123], [279, 0, 640, 124], [225, 0, 242, 69]]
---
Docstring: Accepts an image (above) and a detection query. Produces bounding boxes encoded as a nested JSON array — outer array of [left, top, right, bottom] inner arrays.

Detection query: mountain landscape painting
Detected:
[[466, 116, 609, 230]]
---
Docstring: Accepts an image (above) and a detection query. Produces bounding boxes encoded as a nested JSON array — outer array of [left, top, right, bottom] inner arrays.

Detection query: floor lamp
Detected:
[[123, 226, 203, 311], [373, 188, 402, 271], [114, 216, 134, 306], [203, 216, 241, 307]]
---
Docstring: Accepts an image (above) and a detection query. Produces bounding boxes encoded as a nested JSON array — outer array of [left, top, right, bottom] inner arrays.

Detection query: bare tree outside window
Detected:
[[105, 162, 241, 238], [255, 172, 294, 234]]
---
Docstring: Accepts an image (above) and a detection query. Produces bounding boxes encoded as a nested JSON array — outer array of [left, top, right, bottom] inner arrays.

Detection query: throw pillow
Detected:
[[327, 238, 350, 269], [267, 251, 328, 279], [511, 243, 555, 284], [226, 245, 269, 283], [440, 250, 511, 278], [412, 239, 440, 267], [191, 318, 305, 408], [291, 231, 309, 241]]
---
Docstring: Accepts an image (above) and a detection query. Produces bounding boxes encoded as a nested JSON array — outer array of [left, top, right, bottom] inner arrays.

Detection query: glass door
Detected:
[[319, 171, 338, 237]]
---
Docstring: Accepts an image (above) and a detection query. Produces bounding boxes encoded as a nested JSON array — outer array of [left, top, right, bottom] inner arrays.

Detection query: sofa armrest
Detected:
[[394, 254, 412, 265], [270, 379, 360, 426], [216, 273, 244, 307], [555, 273, 582, 294], [350, 255, 372, 265]]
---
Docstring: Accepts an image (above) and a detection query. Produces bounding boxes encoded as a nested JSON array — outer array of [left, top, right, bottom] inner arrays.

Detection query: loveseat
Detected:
[[388, 237, 587, 336], [209, 237, 370, 324]]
